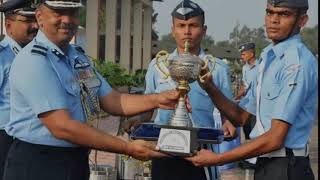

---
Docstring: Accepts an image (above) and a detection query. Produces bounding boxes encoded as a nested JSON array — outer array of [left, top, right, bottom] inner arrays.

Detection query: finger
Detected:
[[149, 150, 168, 158], [185, 156, 194, 161], [224, 131, 230, 136], [143, 141, 158, 150]]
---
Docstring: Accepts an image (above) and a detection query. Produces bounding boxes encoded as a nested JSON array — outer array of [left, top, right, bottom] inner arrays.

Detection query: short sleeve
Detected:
[[10, 54, 68, 116], [95, 71, 113, 97], [144, 61, 156, 94], [213, 64, 233, 100]]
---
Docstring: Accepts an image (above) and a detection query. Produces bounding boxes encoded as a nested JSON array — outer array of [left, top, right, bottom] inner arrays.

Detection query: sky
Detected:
[[153, 0, 318, 41]]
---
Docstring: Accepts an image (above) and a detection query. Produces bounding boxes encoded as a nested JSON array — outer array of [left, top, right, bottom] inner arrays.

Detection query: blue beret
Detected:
[[0, 0, 36, 16], [268, 0, 309, 9], [238, 43, 255, 53], [36, 0, 83, 9], [171, 0, 204, 21]]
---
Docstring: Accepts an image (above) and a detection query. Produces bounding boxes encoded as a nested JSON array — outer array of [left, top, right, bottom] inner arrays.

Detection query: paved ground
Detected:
[[90, 116, 319, 180]]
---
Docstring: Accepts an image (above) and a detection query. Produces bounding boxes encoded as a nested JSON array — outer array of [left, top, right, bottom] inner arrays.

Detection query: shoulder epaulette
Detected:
[[52, 49, 64, 59], [283, 46, 300, 65], [31, 44, 48, 56]]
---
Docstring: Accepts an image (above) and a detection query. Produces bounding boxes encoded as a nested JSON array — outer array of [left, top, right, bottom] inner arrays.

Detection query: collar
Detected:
[[3, 35, 22, 55], [270, 34, 302, 60], [35, 30, 70, 60], [169, 48, 206, 60], [246, 59, 258, 69]]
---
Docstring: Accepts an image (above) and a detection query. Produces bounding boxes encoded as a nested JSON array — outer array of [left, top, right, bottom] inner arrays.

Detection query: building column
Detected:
[[105, 0, 117, 63], [142, 4, 152, 69], [120, 0, 132, 71], [85, 0, 100, 59], [132, 0, 143, 72]]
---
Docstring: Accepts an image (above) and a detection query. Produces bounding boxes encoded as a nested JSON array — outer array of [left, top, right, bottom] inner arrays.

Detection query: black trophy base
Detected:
[[129, 123, 224, 156]]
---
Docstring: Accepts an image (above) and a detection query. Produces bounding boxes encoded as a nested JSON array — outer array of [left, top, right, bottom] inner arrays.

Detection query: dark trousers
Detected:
[[151, 158, 207, 180], [0, 130, 13, 180], [254, 156, 315, 180], [3, 139, 90, 180]]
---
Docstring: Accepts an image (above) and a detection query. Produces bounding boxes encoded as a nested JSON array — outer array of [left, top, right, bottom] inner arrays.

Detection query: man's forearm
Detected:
[[120, 93, 158, 116], [216, 130, 283, 165], [216, 119, 289, 165], [203, 82, 250, 126], [100, 91, 158, 116], [40, 110, 129, 154]]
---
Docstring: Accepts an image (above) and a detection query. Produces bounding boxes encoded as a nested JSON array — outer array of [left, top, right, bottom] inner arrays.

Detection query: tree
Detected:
[[229, 25, 269, 56], [216, 40, 234, 50], [201, 35, 215, 50]]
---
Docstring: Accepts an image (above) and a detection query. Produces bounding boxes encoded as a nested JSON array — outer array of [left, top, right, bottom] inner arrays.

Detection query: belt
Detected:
[[260, 144, 309, 157], [14, 138, 89, 154]]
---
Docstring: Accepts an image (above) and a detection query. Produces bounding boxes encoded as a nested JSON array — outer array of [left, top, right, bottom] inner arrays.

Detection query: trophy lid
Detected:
[[168, 41, 203, 82], [173, 41, 202, 64]]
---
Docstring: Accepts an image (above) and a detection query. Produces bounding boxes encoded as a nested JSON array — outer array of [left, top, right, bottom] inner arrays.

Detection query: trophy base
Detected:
[[129, 123, 224, 156]]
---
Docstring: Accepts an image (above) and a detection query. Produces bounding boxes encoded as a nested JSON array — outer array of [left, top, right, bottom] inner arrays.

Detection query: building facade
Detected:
[[0, 0, 160, 72]]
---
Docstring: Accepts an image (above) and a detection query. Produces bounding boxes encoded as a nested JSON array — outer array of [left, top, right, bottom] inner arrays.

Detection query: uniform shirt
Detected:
[[145, 49, 233, 127], [5, 31, 112, 147], [146, 49, 236, 178], [248, 34, 318, 149], [242, 60, 259, 90], [0, 36, 21, 129], [239, 60, 259, 115]]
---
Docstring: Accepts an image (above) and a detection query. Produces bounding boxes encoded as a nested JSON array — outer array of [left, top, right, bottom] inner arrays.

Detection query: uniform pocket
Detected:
[[62, 79, 80, 97], [263, 83, 280, 100]]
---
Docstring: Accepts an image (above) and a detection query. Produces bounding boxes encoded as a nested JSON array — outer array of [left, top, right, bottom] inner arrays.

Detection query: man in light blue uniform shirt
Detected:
[[3, 1, 179, 180], [124, 1, 237, 180], [235, 42, 259, 115], [0, 0, 38, 179], [187, 0, 317, 179], [235, 42, 259, 169]]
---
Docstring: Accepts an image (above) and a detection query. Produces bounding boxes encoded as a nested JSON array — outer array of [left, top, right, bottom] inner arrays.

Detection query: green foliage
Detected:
[[228, 61, 242, 74], [301, 25, 318, 55], [131, 69, 147, 88], [94, 60, 147, 89]]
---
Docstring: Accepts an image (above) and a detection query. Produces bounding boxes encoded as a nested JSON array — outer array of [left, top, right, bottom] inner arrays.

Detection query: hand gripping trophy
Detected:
[[130, 41, 224, 156]]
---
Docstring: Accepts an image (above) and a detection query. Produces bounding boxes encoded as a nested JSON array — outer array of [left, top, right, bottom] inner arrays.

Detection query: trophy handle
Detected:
[[198, 55, 216, 83], [156, 50, 170, 79]]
